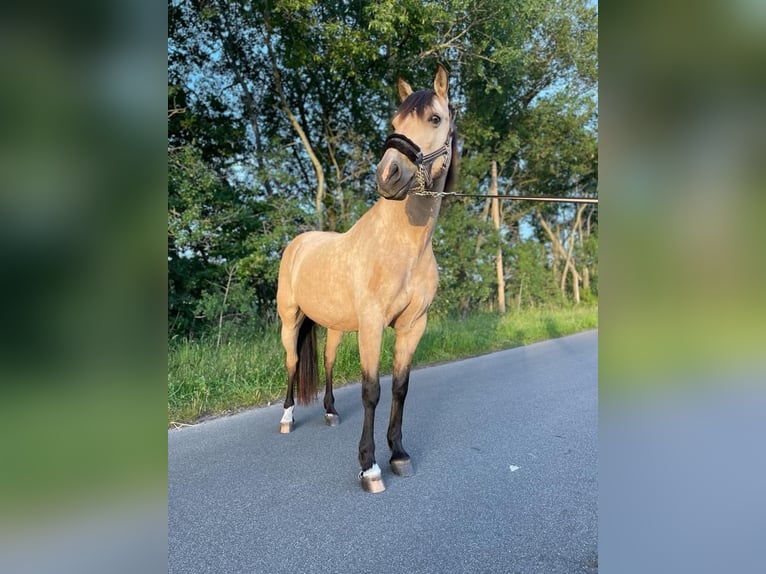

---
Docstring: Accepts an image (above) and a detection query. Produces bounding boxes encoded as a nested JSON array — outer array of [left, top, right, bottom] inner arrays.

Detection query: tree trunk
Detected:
[[324, 121, 346, 232], [565, 205, 585, 304], [217, 265, 236, 349], [209, 2, 275, 197], [537, 211, 582, 302], [490, 160, 506, 314], [263, 8, 325, 228], [474, 196, 492, 255], [572, 263, 580, 303]]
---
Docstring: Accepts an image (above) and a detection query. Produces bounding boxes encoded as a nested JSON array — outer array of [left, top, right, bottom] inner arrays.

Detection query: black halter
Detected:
[[380, 129, 453, 194]]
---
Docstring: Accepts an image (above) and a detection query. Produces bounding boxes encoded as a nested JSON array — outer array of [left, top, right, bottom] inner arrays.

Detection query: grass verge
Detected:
[[168, 304, 597, 425]]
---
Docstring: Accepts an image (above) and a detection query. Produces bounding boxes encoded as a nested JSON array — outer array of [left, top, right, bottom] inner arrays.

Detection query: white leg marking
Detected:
[[360, 463, 381, 479], [280, 405, 294, 423]]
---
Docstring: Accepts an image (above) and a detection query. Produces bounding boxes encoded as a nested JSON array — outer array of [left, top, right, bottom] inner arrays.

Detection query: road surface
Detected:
[[169, 330, 597, 573]]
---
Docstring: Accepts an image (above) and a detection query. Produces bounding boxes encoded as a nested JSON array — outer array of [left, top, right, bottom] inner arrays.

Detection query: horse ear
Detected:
[[397, 77, 413, 102], [433, 63, 449, 99]]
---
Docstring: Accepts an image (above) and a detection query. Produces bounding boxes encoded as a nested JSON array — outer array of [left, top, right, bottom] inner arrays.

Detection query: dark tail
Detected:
[[296, 317, 319, 405]]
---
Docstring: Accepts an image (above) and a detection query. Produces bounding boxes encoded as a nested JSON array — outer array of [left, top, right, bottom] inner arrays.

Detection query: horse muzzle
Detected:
[[376, 151, 415, 201]]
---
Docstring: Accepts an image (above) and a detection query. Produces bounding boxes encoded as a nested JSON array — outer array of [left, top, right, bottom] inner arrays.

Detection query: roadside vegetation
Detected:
[[168, 304, 597, 425]]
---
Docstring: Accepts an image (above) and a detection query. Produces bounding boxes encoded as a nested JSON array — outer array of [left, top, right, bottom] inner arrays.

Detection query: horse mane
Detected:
[[396, 90, 459, 194], [444, 122, 459, 194]]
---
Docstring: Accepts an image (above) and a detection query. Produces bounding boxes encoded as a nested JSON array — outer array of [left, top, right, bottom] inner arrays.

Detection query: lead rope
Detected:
[[405, 139, 597, 204], [410, 189, 598, 204]]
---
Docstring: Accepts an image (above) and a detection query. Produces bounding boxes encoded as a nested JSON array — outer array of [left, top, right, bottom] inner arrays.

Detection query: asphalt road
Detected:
[[169, 330, 598, 574]]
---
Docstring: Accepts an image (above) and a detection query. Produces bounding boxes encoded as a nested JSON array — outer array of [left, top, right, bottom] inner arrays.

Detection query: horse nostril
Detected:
[[388, 162, 399, 181]]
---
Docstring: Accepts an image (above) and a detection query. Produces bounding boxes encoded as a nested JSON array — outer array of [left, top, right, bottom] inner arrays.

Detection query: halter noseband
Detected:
[[380, 129, 453, 195]]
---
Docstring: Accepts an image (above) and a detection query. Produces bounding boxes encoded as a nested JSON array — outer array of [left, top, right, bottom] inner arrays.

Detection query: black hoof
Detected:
[[391, 458, 414, 477], [359, 465, 385, 493], [324, 413, 340, 427]]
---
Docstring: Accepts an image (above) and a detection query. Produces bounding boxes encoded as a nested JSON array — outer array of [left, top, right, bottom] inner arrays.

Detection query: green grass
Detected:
[[168, 304, 598, 425]]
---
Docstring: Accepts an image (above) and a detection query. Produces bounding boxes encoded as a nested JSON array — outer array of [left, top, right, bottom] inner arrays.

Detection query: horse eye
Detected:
[[430, 115, 441, 126]]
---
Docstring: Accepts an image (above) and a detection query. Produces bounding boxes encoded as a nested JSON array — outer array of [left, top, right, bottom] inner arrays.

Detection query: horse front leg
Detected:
[[357, 320, 384, 493], [323, 328, 343, 427], [388, 314, 427, 477]]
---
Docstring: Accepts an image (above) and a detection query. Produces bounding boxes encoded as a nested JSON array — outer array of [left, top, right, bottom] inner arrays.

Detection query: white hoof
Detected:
[[359, 463, 385, 493], [279, 406, 294, 434]]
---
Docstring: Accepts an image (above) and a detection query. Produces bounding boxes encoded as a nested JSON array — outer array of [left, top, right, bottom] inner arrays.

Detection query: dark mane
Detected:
[[444, 122, 459, 194], [396, 89, 436, 119]]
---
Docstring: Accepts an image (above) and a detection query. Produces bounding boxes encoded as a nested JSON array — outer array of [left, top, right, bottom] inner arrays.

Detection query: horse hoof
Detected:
[[324, 413, 340, 427], [360, 475, 385, 493], [391, 458, 414, 477], [280, 406, 294, 434], [359, 464, 385, 493]]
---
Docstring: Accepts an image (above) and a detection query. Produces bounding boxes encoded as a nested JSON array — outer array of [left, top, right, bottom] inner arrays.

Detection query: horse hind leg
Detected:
[[278, 310, 321, 433], [278, 310, 302, 434], [387, 315, 428, 477], [323, 328, 343, 427]]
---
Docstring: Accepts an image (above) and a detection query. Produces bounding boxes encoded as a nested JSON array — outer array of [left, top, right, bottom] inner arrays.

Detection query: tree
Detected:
[[167, 0, 599, 334]]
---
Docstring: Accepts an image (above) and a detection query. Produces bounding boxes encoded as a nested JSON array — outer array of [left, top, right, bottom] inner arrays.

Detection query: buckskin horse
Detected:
[[276, 63, 458, 493]]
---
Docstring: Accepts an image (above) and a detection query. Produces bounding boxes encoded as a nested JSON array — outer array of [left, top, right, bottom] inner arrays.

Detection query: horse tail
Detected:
[[296, 317, 319, 405]]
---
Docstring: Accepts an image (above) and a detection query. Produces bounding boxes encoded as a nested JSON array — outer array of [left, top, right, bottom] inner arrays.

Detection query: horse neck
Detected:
[[373, 192, 443, 255]]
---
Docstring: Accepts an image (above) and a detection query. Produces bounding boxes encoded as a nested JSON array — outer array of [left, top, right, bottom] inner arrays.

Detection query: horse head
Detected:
[[376, 63, 456, 201]]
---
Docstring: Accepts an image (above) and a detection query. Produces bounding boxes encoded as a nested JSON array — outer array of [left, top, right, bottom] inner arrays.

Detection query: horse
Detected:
[[276, 63, 458, 493]]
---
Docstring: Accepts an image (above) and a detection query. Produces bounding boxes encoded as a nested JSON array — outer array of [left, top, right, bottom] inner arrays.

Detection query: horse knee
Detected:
[[284, 352, 298, 373], [391, 369, 410, 400], [361, 378, 380, 408]]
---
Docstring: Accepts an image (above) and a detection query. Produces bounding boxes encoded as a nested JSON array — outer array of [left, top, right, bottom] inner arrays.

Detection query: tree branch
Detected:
[[263, 6, 325, 228]]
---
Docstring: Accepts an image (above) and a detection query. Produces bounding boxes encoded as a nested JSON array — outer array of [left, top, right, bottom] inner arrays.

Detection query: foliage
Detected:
[[432, 198, 499, 317], [505, 239, 561, 307], [167, 0, 599, 339]]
